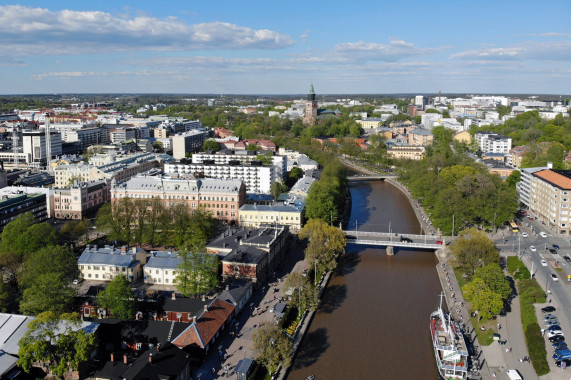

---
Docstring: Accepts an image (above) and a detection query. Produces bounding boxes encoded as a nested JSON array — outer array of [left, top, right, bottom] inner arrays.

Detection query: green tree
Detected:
[[304, 181, 339, 223], [17, 312, 96, 377], [246, 143, 261, 151], [175, 240, 218, 297], [97, 275, 135, 319], [288, 167, 303, 181], [462, 277, 504, 320], [284, 272, 318, 316], [474, 263, 512, 301], [506, 170, 521, 188], [153, 141, 164, 153], [270, 180, 288, 199], [202, 140, 220, 152], [20, 273, 76, 315], [450, 228, 500, 277], [299, 219, 346, 272], [19, 245, 79, 290], [60, 219, 91, 246], [0, 280, 11, 312], [252, 323, 293, 375], [256, 151, 274, 165]]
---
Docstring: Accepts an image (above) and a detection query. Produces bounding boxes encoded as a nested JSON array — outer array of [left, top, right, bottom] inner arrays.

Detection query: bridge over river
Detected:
[[346, 175, 397, 181], [344, 230, 455, 250]]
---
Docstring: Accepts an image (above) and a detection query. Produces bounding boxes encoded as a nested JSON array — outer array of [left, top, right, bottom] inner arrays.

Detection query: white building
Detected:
[[164, 162, 276, 193], [22, 130, 62, 167], [192, 151, 286, 178], [144, 251, 181, 285], [516, 166, 549, 208], [475, 131, 512, 154], [78, 245, 147, 282]]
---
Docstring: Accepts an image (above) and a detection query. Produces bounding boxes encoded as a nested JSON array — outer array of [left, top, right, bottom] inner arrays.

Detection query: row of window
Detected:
[[241, 214, 300, 221]]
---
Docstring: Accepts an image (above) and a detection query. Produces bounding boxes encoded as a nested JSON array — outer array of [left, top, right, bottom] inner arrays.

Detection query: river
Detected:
[[288, 180, 442, 379]]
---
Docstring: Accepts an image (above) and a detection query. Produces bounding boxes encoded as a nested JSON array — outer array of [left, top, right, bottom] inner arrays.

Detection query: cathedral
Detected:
[[303, 84, 340, 125]]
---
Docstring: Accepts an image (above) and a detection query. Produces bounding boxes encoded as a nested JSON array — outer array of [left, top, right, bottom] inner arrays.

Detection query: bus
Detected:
[[509, 221, 519, 233]]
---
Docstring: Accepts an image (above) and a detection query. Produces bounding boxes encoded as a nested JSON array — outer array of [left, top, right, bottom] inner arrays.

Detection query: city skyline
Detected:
[[1, 0, 570, 95]]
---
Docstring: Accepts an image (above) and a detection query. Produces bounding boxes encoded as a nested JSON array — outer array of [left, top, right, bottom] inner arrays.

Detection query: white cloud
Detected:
[[451, 41, 571, 61], [0, 5, 294, 56], [333, 39, 445, 61]]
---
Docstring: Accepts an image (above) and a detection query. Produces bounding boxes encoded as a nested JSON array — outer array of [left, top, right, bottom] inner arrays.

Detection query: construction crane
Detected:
[[44, 112, 52, 168]]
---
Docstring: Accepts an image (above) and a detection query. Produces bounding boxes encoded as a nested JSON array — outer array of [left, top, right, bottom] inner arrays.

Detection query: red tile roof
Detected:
[[172, 299, 235, 349], [534, 170, 571, 190]]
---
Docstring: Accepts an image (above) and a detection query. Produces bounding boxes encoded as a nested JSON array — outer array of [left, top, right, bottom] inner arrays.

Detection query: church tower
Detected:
[[303, 84, 318, 125]]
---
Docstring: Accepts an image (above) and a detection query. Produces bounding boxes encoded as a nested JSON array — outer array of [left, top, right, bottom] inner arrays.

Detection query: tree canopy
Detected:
[[202, 140, 220, 152], [450, 228, 500, 277], [462, 277, 504, 320], [175, 241, 219, 298], [17, 312, 96, 377], [252, 323, 293, 375], [299, 219, 347, 272], [97, 275, 135, 319]]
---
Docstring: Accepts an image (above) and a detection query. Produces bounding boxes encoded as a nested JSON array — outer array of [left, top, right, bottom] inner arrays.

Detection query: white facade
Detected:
[[164, 162, 275, 193], [192, 151, 286, 178], [172, 130, 207, 159], [22, 130, 62, 166], [517, 166, 548, 208], [475, 132, 512, 154]]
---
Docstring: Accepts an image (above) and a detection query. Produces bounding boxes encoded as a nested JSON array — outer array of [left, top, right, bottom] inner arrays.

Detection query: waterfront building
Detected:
[[386, 145, 426, 160], [192, 150, 286, 178], [238, 203, 303, 232]]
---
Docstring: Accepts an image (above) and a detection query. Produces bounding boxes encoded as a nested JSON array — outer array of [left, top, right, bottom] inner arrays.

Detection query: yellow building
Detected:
[[238, 204, 302, 232], [530, 169, 571, 236], [387, 145, 426, 160]]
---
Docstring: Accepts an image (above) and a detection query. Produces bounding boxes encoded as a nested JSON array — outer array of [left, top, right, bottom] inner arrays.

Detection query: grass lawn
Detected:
[[471, 316, 496, 346]]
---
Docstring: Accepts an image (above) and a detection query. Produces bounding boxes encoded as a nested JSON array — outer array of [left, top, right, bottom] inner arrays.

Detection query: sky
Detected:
[[1, 1, 570, 95]]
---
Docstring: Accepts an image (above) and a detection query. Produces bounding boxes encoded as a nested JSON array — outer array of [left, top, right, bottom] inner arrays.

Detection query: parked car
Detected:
[[542, 306, 557, 313], [556, 359, 571, 368], [553, 244, 560, 249], [544, 314, 557, 321], [553, 341, 568, 350], [541, 260, 547, 266], [551, 273, 559, 282], [539, 231, 548, 237], [550, 335, 566, 343], [528, 217, 535, 220], [548, 325, 562, 331], [521, 232, 528, 238], [548, 330, 564, 338], [546, 320, 561, 327], [530, 246, 537, 252]]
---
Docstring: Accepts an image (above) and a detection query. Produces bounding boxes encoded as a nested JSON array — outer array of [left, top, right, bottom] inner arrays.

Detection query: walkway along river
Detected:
[[287, 179, 443, 379]]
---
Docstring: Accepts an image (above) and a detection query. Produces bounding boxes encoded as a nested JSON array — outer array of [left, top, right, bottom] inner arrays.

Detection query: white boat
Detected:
[[430, 293, 469, 380]]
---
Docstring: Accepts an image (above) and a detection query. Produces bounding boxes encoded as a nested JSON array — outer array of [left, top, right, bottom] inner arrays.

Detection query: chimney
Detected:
[[121, 246, 127, 254], [201, 295, 205, 302], [547, 162, 553, 169], [149, 353, 153, 363], [123, 354, 128, 364], [110, 353, 114, 362], [132, 247, 136, 254], [193, 316, 197, 324], [172, 292, 176, 300], [223, 242, 226, 248], [204, 305, 208, 312], [225, 284, 230, 291]]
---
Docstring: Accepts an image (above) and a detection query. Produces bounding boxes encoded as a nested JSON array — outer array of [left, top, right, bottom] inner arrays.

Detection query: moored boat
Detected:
[[430, 293, 469, 380]]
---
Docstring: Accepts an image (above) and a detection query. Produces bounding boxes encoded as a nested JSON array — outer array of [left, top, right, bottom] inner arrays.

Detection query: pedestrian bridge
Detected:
[[344, 230, 452, 250]]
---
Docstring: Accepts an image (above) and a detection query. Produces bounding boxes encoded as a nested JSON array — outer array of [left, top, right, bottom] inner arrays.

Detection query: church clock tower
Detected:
[[303, 84, 318, 125]]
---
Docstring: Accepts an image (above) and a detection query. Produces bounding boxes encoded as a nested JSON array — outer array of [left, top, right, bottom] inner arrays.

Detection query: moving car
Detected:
[[400, 236, 413, 243], [541, 260, 547, 266], [530, 246, 537, 252], [551, 273, 559, 282], [553, 244, 560, 250], [539, 231, 548, 237], [521, 232, 528, 238], [565, 256, 571, 262], [542, 306, 557, 313], [549, 248, 558, 254]]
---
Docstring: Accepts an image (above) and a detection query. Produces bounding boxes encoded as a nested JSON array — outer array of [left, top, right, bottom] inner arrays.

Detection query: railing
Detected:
[[347, 238, 442, 249]]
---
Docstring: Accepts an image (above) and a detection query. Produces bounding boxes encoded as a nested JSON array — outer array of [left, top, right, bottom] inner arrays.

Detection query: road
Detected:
[[492, 213, 571, 379]]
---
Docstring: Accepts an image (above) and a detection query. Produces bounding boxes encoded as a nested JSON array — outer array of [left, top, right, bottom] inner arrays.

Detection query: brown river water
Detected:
[[287, 180, 442, 380]]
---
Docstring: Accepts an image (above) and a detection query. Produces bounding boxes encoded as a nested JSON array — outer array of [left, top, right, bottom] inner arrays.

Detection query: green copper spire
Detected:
[[308, 83, 316, 101]]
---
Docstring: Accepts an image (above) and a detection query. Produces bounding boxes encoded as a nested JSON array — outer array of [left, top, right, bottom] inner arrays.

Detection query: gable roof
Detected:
[[172, 299, 235, 349]]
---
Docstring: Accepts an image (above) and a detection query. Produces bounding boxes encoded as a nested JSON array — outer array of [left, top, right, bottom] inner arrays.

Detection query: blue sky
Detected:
[[1, 1, 570, 95]]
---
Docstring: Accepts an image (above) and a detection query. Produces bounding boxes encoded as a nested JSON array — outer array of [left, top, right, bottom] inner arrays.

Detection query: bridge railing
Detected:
[[347, 238, 442, 249]]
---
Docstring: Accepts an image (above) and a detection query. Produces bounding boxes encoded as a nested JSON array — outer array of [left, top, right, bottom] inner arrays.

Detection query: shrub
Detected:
[[525, 323, 549, 376]]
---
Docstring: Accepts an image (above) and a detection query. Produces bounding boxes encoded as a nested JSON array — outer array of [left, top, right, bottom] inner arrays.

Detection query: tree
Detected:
[[270, 180, 288, 200], [449, 228, 500, 277], [304, 181, 339, 223], [506, 170, 521, 188], [0, 280, 11, 312], [19, 245, 80, 290], [256, 151, 274, 165], [474, 263, 512, 301], [175, 241, 219, 297], [299, 219, 347, 272], [153, 141, 164, 153], [60, 219, 91, 246], [252, 323, 293, 375], [17, 312, 96, 377], [246, 143, 261, 151], [289, 167, 303, 182], [284, 272, 318, 315], [462, 277, 504, 320], [97, 275, 135, 319], [202, 140, 220, 152], [20, 273, 76, 315]]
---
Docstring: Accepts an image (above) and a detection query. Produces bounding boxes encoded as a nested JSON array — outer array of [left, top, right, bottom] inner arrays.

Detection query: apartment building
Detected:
[[0, 193, 47, 232], [78, 245, 147, 282], [54, 152, 172, 188], [172, 130, 207, 159], [53, 180, 109, 219], [508, 146, 531, 168], [517, 167, 548, 208], [22, 130, 63, 166], [529, 169, 571, 236], [356, 118, 383, 129], [111, 175, 246, 223], [475, 131, 512, 154], [407, 128, 434, 146], [164, 161, 276, 194], [192, 150, 286, 178]]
